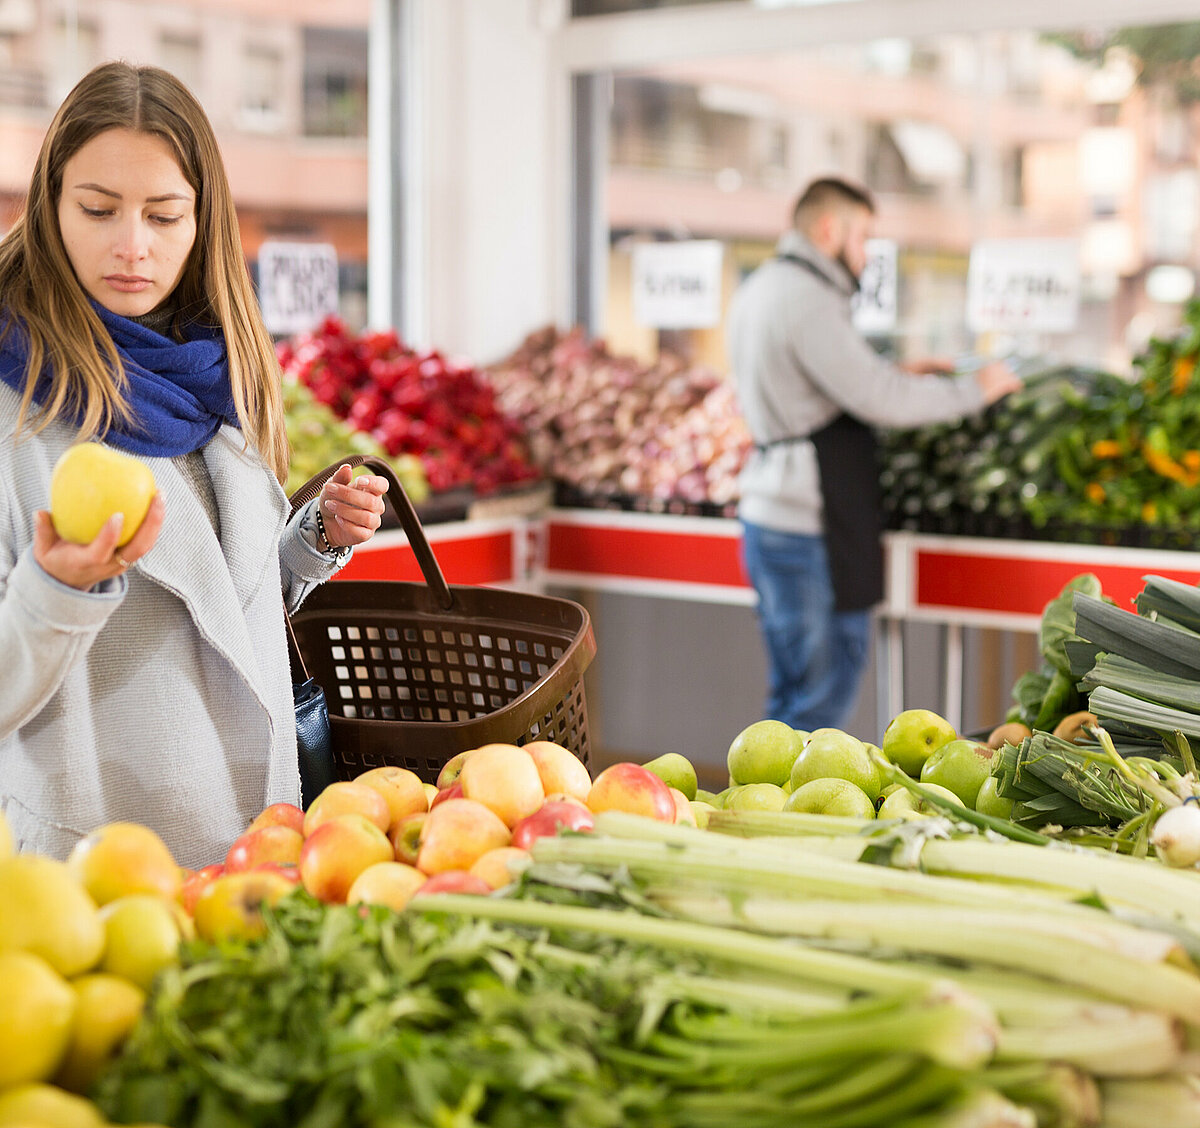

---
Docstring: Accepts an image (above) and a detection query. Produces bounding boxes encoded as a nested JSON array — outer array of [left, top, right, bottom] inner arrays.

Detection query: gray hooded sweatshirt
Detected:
[[728, 230, 985, 534]]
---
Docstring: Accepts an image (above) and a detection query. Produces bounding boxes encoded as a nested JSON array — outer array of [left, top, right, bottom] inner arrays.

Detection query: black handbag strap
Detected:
[[287, 455, 454, 611], [283, 610, 311, 682]]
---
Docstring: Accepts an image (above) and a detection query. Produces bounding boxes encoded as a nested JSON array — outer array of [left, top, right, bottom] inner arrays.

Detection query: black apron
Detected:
[[766, 254, 885, 612]]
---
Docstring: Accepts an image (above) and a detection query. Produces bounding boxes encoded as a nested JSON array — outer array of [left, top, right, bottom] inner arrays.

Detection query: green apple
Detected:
[[713, 786, 742, 809], [881, 709, 957, 777], [784, 778, 876, 819], [694, 788, 720, 806], [727, 720, 805, 786], [726, 783, 788, 812], [877, 782, 964, 820], [920, 739, 996, 807], [642, 753, 698, 801], [790, 728, 881, 802], [688, 801, 716, 828], [974, 775, 1015, 819]]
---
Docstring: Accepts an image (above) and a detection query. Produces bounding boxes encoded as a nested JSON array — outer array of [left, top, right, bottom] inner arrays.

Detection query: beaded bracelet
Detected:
[[315, 505, 343, 557]]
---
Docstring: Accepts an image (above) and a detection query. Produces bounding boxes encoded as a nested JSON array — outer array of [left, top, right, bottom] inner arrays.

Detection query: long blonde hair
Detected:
[[0, 61, 288, 481]]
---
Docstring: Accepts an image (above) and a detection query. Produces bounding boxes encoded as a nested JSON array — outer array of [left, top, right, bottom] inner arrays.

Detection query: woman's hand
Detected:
[[318, 465, 389, 549], [33, 494, 166, 591]]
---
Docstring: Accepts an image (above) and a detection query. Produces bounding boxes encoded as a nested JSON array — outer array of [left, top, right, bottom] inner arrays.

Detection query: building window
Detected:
[[302, 27, 368, 139], [159, 31, 201, 94], [240, 44, 284, 131]]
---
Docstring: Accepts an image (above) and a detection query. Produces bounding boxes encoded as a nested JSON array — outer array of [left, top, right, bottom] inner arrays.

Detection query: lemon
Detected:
[[49, 443, 156, 547], [0, 1083, 106, 1128], [98, 895, 181, 992], [66, 822, 181, 906], [54, 973, 146, 1094], [0, 857, 104, 977], [0, 952, 77, 1088]]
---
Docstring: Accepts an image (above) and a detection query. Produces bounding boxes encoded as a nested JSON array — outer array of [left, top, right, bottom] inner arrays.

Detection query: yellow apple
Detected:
[[0, 855, 104, 977], [0, 1082, 105, 1128], [299, 813, 393, 903], [247, 802, 306, 835], [586, 762, 676, 821], [98, 894, 182, 991], [416, 798, 510, 875], [353, 766, 429, 831], [669, 787, 698, 825], [459, 744, 545, 828], [55, 973, 146, 1094], [49, 443, 156, 547], [0, 952, 76, 1088], [345, 861, 426, 911], [523, 740, 592, 803], [422, 782, 439, 809], [192, 869, 297, 943], [66, 821, 182, 906], [302, 781, 391, 837], [469, 846, 530, 890], [223, 825, 304, 873]]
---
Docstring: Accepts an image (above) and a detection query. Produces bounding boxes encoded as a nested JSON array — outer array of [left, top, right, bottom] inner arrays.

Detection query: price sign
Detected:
[[852, 238, 898, 333], [967, 239, 1080, 334], [257, 241, 339, 336], [632, 240, 724, 329]]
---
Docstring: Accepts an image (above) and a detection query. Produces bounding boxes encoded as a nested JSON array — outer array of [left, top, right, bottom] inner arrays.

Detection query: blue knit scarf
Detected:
[[0, 301, 239, 457]]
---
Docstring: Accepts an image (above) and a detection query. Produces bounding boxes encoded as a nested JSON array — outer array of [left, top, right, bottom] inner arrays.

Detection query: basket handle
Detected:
[[287, 455, 454, 610]]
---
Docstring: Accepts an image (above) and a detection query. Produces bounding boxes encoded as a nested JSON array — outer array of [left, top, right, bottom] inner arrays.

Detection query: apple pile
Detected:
[[277, 317, 540, 495], [484, 327, 752, 511], [0, 813, 183, 1128], [686, 710, 1022, 824]]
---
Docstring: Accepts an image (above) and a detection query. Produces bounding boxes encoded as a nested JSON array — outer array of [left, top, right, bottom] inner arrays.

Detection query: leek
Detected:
[[1098, 1074, 1200, 1128]]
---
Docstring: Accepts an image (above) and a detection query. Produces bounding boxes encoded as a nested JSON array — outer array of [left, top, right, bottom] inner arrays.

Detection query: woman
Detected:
[[0, 62, 388, 867]]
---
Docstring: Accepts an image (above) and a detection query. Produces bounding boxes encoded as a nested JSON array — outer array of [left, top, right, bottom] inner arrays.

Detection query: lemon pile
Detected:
[[0, 811, 181, 1128]]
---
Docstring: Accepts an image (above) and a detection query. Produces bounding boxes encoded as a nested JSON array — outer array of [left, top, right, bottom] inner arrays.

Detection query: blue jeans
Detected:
[[740, 521, 871, 733]]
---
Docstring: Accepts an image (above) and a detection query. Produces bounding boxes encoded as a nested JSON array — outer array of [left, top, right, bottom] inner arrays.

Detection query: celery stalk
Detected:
[[1099, 1075, 1200, 1127]]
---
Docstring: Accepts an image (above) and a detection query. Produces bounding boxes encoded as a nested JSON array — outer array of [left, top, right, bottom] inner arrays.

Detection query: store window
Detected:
[[302, 26, 368, 139], [600, 21, 1200, 374]]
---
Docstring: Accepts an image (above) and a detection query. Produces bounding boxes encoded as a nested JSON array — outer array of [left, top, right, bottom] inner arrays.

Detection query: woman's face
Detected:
[[56, 128, 197, 318]]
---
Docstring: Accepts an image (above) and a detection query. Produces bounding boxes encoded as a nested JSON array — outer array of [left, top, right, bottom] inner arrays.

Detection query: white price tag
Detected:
[[852, 238, 898, 333], [967, 239, 1080, 334], [632, 240, 724, 329], [257, 241, 340, 336]]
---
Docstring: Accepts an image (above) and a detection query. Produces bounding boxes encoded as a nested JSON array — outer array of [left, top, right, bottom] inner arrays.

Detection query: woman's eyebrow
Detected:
[[70, 182, 191, 203]]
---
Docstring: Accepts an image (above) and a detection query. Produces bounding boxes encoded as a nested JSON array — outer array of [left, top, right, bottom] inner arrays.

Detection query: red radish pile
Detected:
[[484, 327, 752, 510], [277, 318, 540, 494]]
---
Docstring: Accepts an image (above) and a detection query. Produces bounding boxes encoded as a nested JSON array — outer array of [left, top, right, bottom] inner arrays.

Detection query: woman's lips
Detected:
[[105, 275, 151, 293]]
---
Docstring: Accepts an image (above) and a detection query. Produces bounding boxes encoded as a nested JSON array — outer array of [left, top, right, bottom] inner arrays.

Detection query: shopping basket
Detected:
[[287, 457, 596, 785]]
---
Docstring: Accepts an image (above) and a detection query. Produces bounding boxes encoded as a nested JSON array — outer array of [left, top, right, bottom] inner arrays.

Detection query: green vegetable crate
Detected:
[[286, 457, 596, 783]]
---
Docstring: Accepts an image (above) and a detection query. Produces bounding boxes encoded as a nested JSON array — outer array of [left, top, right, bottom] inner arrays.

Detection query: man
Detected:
[[727, 177, 1020, 733]]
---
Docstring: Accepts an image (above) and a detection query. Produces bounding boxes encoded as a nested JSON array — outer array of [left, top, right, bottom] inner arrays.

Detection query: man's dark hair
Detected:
[[791, 177, 875, 230]]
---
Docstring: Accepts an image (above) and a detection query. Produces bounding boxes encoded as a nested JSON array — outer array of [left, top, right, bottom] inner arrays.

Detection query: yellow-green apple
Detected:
[[435, 750, 473, 790], [415, 871, 491, 897], [669, 788, 698, 825], [790, 728, 882, 802], [973, 776, 1015, 819], [389, 811, 427, 867], [178, 863, 224, 916], [726, 720, 805, 786], [727, 783, 789, 812], [510, 799, 595, 851], [353, 766, 428, 832], [642, 752, 698, 801], [694, 788, 720, 805], [54, 972, 145, 1094], [459, 744, 545, 828], [689, 801, 716, 828], [881, 709, 957, 777], [586, 762, 675, 821], [345, 861, 426, 911], [0, 1082, 107, 1128], [0, 856, 105, 977], [430, 781, 463, 810], [416, 798, 511, 875], [66, 822, 182, 905], [920, 739, 996, 807], [302, 781, 391, 837], [50, 443, 156, 547], [98, 894, 182, 991], [713, 785, 741, 809], [223, 826, 303, 873], [247, 802, 305, 836], [877, 782, 964, 820], [299, 813, 393, 903], [469, 846, 530, 890], [784, 778, 876, 819], [192, 869, 297, 942], [422, 783, 438, 809], [524, 740, 592, 803], [0, 952, 76, 1089]]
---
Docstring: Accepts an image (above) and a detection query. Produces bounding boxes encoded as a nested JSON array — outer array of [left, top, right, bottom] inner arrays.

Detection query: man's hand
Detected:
[[901, 357, 956, 376], [975, 361, 1023, 405]]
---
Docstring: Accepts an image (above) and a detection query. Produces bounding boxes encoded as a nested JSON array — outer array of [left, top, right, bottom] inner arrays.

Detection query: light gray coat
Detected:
[[0, 382, 341, 868], [728, 230, 986, 534]]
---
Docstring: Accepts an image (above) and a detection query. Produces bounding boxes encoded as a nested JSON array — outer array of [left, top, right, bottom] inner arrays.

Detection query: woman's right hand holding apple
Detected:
[[33, 494, 165, 590]]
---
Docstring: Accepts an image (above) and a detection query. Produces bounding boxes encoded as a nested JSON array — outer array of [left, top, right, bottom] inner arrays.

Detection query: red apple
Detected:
[[192, 869, 297, 942], [429, 781, 463, 810], [388, 811, 427, 866], [179, 863, 224, 916], [353, 766, 428, 832], [458, 743, 545, 828], [303, 781, 391, 837], [586, 762, 676, 822], [299, 813, 394, 903], [510, 799, 595, 851], [247, 802, 305, 836], [469, 846, 531, 890], [224, 825, 304, 873], [524, 741, 592, 803], [416, 798, 510, 875], [414, 870, 491, 897]]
